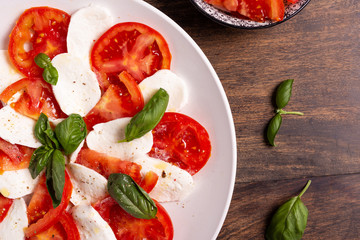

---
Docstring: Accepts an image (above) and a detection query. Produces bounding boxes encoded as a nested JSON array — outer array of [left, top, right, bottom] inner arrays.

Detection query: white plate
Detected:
[[0, 1, 237, 239]]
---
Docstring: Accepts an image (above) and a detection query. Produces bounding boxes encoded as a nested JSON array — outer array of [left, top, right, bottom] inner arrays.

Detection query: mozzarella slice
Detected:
[[72, 204, 116, 240], [139, 70, 188, 112], [0, 169, 40, 199], [0, 50, 23, 94], [52, 53, 101, 117], [86, 118, 153, 160], [67, 5, 113, 66], [68, 163, 108, 206], [0, 198, 28, 240], [133, 155, 194, 202], [0, 106, 41, 148]]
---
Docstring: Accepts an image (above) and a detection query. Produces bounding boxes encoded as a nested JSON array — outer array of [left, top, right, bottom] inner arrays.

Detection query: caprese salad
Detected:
[[0, 5, 211, 240]]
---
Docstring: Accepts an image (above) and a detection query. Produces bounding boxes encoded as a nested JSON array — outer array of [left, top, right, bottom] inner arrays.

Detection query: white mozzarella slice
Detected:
[[72, 204, 116, 240], [52, 53, 101, 117], [68, 163, 108, 206], [0, 106, 41, 148], [0, 50, 23, 94], [67, 5, 113, 66], [139, 70, 188, 112], [0, 169, 40, 199], [69, 140, 85, 163], [133, 155, 194, 202], [86, 118, 153, 160], [0, 198, 28, 240]]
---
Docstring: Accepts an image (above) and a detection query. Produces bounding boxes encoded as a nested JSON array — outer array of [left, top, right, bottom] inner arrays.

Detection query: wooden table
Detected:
[[145, 0, 360, 239]]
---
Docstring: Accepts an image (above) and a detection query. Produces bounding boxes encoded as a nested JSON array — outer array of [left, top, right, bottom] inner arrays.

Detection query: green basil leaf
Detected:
[[120, 88, 169, 142], [107, 173, 157, 219], [34, 53, 51, 68], [42, 66, 58, 85], [28, 146, 54, 179], [276, 79, 294, 109], [267, 113, 282, 146], [266, 181, 311, 240], [46, 149, 65, 208], [55, 114, 87, 155], [34, 113, 60, 149], [34, 113, 50, 145]]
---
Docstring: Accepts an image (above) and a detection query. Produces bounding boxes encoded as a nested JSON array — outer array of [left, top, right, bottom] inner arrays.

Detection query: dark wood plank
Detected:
[[218, 174, 360, 239], [145, 0, 360, 182]]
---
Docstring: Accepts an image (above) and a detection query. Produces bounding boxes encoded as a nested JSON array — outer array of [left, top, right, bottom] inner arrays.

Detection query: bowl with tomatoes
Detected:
[[190, 0, 311, 28]]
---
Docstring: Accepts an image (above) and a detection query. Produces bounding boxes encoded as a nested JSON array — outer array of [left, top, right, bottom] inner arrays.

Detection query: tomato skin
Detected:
[[0, 137, 34, 173], [91, 22, 171, 90], [25, 170, 73, 238], [75, 147, 143, 184], [139, 171, 159, 193], [149, 112, 211, 175], [0, 195, 13, 223], [84, 71, 144, 130], [58, 212, 81, 240], [93, 197, 174, 240], [8, 7, 70, 77], [0, 78, 67, 120]]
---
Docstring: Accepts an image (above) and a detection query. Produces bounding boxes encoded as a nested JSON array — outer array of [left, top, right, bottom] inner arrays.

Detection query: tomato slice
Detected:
[[148, 113, 211, 175], [28, 222, 67, 240], [75, 147, 143, 184], [93, 197, 173, 240], [84, 71, 144, 130], [58, 212, 81, 240], [8, 7, 70, 77], [91, 22, 171, 90], [0, 78, 67, 120], [0, 137, 34, 173], [237, 0, 284, 22], [139, 171, 159, 193], [25, 170, 73, 238], [0, 195, 13, 223]]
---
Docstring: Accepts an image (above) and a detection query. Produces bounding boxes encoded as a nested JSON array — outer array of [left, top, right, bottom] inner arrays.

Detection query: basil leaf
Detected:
[[120, 88, 169, 142], [34, 113, 50, 145], [267, 113, 282, 146], [46, 149, 65, 208], [107, 173, 157, 219], [266, 180, 311, 240], [42, 66, 58, 85], [34, 113, 60, 149], [28, 146, 54, 179], [276, 79, 294, 109], [55, 114, 87, 155], [34, 53, 51, 68]]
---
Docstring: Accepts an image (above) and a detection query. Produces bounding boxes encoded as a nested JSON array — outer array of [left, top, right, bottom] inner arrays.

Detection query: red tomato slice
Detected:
[[91, 22, 172, 90], [93, 197, 173, 240], [75, 147, 143, 184], [8, 7, 70, 77], [148, 113, 211, 175], [84, 71, 144, 130], [0, 195, 13, 223], [237, 0, 284, 22], [28, 222, 67, 240], [0, 137, 34, 173], [25, 170, 73, 238], [139, 171, 159, 193], [0, 78, 67, 120], [58, 212, 81, 240]]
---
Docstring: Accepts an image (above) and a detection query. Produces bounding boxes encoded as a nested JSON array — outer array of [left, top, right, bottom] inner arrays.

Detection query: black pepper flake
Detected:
[[162, 170, 166, 178]]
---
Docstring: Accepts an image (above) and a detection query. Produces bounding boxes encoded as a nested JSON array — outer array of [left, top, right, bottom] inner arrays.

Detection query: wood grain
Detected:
[[218, 174, 360, 240], [143, 0, 360, 239]]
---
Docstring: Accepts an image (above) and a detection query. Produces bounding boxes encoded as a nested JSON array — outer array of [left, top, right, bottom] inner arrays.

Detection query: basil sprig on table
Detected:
[[266, 180, 311, 240], [119, 88, 169, 142], [107, 173, 158, 219], [267, 79, 304, 146], [29, 113, 87, 208], [34, 53, 58, 85]]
